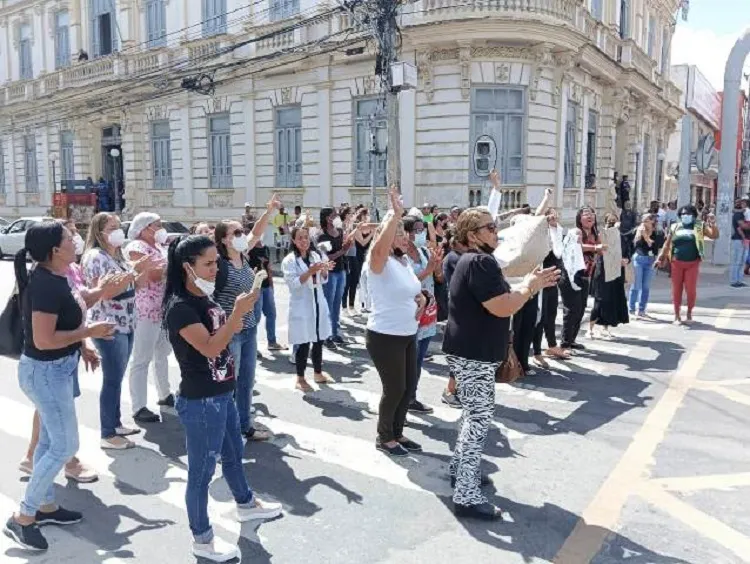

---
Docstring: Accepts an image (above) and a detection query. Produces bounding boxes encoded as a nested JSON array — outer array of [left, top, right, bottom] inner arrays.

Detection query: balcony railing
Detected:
[[418, 0, 576, 23], [61, 57, 116, 87]]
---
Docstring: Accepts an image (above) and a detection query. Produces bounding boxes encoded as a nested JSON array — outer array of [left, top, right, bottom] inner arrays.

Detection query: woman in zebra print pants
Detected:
[[442, 208, 559, 520]]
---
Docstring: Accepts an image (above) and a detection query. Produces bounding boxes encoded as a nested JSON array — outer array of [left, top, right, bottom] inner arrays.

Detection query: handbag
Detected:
[[418, 299, 438, 328], [0, 292, 24, 358], [496, 331, 524, 383]]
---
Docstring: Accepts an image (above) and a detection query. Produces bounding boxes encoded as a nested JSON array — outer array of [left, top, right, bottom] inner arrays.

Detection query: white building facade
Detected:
[[0, 0, 684, 222], [664, 64, 721, 207]]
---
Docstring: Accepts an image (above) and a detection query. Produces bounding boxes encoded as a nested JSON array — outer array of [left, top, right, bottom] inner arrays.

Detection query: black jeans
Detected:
[[295, 341, 323, 377], [513, 297, 538, 371], [342, 256, 362, 308], [533, 284, 559, 354], [365, 329, 417, 443], [560, 278, 590, 347]]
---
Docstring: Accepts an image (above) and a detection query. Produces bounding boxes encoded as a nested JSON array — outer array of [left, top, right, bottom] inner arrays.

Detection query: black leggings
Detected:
[[513, 297, 538, 371], [560, 277, 590, 347], [295, 341, 323, 377], [365, 329, 417, 443], [342, 256, 363, 308], [533, 284, 559, 354]]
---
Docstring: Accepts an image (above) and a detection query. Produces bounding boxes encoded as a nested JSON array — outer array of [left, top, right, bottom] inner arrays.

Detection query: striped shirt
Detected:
[[215, 259, 257, 330]]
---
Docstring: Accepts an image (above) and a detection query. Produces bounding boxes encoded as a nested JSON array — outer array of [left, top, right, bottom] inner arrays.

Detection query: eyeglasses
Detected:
[[473, 221, 498, 233]]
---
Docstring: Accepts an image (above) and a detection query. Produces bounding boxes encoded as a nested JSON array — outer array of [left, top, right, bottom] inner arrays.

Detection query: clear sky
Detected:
[[671, 0, 750, 91]]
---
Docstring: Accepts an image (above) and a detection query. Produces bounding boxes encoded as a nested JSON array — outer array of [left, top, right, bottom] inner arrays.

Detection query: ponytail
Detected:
[[162, 235, 215, 325], [14, 249, 30, 297]]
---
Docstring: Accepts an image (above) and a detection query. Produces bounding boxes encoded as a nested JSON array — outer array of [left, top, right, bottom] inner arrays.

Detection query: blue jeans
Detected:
[[322, 270, 347, 338], [94, 332, 134, 439], [175, 392, 254, 543], [411, 336, 431, 402], [17, 353, 80, 517], [257, 286, 278, 344], [229, 326, 258, 434], [628, 254, 655, 314], [730, 239, 748, 284]]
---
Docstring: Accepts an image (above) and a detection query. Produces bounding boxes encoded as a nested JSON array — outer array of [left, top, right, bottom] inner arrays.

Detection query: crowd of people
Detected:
[[4, 172, 745, 559]]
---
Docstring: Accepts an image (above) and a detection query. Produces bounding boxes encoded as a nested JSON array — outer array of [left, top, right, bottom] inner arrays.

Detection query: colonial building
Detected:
[[0, 0, 684, 222]]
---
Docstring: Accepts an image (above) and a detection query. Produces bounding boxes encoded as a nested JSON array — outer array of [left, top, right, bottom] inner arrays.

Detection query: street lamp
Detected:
[[109, 147, 121, 213], [632, 142, 643, 209], [49, 151, 59, 194]]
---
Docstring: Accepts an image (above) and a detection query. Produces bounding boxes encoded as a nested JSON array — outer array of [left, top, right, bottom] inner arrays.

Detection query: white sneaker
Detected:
[[237, 498, 283, 522], [101, 436, 134, 450], [192, 537, 240, 562]]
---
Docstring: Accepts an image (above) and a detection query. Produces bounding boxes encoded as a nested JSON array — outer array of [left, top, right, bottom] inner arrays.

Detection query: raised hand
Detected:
[[388, 185, 404, 217], [267, 193, 282, 211], [489, 168, 501, 188]]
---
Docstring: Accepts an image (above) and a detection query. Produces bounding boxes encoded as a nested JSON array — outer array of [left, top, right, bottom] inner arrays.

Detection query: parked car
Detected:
[[0, 217, 55, 258], [122, 220, 189, 247]]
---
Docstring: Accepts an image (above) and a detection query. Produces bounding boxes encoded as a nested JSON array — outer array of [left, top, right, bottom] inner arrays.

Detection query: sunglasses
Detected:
[[233, 229, 244, 237], [473, 221, 498, 233]]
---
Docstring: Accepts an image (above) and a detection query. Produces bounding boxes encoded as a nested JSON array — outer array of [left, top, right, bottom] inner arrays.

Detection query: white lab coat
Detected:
[[281, 250, 332, 345]]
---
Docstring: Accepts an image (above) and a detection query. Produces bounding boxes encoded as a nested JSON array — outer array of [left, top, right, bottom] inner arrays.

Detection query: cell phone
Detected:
[[251, 270, 267, 292]]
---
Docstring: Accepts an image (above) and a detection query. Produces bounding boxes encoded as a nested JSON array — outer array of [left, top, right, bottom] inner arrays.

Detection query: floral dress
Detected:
[[124, 240, 167, 324], [81, 248, 135, 333]]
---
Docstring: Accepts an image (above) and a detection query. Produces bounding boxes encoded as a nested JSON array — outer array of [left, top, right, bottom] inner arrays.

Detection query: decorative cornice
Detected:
[[471, 45, 534, 61]]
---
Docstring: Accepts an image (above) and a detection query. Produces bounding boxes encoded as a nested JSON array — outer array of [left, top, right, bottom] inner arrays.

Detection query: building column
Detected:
[[177, 103, 194, 208], [121, 115, 146, 217], [33, 6, 46, 76], [40, 126, 51, 206], [555, 84, 569, 209], [317, 80, 332, 208], [7, 131, 18, 207], [242, 94, 256, 208]]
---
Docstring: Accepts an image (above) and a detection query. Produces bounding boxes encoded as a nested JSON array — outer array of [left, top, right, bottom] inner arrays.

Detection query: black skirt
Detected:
[[589, 256, 629, 327]]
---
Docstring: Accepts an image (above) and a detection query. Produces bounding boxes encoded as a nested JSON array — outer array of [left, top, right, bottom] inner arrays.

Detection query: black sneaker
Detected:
[[332, 335, 346, 345], [133, 407, 160, 423], [4, 518, 48, 551], [454, 502, 503, 521], [569, 343, 585, 350], [441, 391, 461, 408], [375, 441, 409, 457], [397, 439, 422, 452], [157, 394, 175, 408], [324, 338, 338, 351], [35, 507, 82, 526], [408, 400, 434, 414]]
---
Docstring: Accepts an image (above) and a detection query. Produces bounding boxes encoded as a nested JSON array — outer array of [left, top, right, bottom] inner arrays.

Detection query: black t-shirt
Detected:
[[247, 246, 271, 288], [166, 294, 235, 399], [317, 230, 345, 272], [634, 236, 658, 256], [442, 252, 511, 363], [731, 211, 746, 240], [22, 266, 83, 361], [442, 250, 462, 288]]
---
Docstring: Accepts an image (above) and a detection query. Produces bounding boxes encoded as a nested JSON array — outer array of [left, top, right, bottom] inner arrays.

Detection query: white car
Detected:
[[0, 217, 55, 258]]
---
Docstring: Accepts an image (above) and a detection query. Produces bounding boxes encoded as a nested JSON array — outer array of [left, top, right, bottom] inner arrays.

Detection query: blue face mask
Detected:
[[680, 214, 695, 227], [414, 231, 427, 248]]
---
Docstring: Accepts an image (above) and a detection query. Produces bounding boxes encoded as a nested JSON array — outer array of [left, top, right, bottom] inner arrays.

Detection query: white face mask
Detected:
[[189, 266, 215, 297], [231, 234, 248, 252], [108, 228, 126, 248], [73, 234, 85, 255], [332, 217, 343, 230], [414, 232, 427, 248], [154, 228, 168, 245]]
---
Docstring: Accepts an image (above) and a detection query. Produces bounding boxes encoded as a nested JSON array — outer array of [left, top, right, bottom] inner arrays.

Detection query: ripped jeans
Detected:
[[176, 392, 254, 543]]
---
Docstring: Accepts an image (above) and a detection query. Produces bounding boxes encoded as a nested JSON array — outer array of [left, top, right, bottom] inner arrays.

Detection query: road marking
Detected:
[[553, 306, 735, 564], [650, 472, 750, 492], [638, 482, 750, 561]]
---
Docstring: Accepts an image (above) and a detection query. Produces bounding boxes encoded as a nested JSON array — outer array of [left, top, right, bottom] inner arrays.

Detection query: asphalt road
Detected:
[[0, 261, 748, 564]]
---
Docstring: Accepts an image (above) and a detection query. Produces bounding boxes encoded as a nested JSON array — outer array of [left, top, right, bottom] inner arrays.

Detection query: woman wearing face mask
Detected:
[[282, 226, 336, 392], [656, 205, 719, 325], [317, 207, 355, 348], [443, 208, 558, 519], [5, 223, 115, 552], [403, 214, 443, 414], [19, 220, 128, 483], [83, 213, 155, 449], [163, 235, 282, 563], [366, 188, 427, 457], [123, 212, 173, 423]]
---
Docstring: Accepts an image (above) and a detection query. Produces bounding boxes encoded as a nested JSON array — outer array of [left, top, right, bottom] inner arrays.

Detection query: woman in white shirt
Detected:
[[365, 188, 428, 457], [282, 226, 336, 393]]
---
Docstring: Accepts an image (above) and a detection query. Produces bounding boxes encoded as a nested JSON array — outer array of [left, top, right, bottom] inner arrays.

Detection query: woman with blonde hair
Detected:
[[82, 213, 157, 448], [443, 207, 558, 519]]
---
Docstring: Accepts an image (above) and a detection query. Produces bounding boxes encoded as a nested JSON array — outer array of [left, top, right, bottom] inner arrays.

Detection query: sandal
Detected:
[[64, 462, 98, 483], [545, 347, 570, 360], [295, 380, 314, 393], [314, 372, 335, 385], [532, 355, 550, 369]]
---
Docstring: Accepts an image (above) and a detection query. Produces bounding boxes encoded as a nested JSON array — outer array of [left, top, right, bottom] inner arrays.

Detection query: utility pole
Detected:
[[377, 0, 400, 189], [740, 74, 750, 196]]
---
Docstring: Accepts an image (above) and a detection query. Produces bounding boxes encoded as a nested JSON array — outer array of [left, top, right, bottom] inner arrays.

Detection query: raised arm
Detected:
[[248, 193, 282, 247], [370, 187, 404, 275]]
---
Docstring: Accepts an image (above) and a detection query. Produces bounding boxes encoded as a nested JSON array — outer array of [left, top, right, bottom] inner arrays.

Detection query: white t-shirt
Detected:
[[366, 255, 421, 336]]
